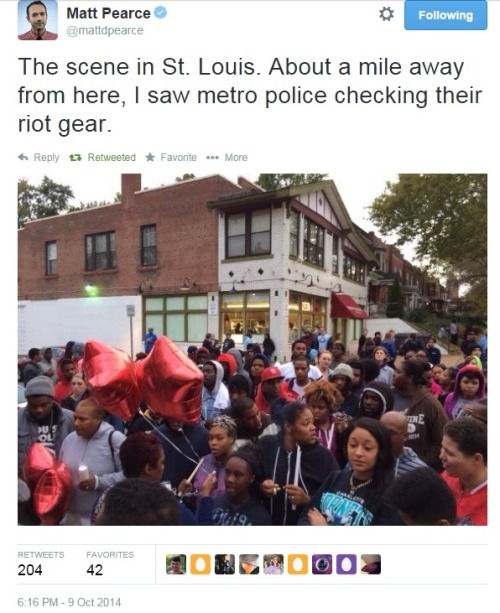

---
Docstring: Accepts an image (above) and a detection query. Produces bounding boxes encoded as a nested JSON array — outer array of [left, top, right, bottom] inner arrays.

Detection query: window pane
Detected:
[[145, 297, 164, 310], [227, 235, 246, 257], [251, 209, 270, 232], [188, 295, 208, 310], [142, 226, 156, 247], [142, 246, 157, 266], [251, 231, 270, 254], [96, 234, 107, 252], [290, 234, 298, 257], [246, 311, 268, 335], [47, 242, 57, 259], [290, 211, 299, 235], [187, 313, 207, 342], [227, 213, 246, 236], [145, 314, 164, 335], [166, 296, 184, 310], [95, 252, 108, 269], [221, 294, 244, 309], [246, 291, 270, 307], [166, 314, 184, 341]]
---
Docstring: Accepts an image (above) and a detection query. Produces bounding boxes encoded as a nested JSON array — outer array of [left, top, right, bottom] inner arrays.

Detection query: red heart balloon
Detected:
[[83, 340, 140, 421], [23, 443, 57, 491], [136, 336, 203, 424], [33, 463, 72, 525]]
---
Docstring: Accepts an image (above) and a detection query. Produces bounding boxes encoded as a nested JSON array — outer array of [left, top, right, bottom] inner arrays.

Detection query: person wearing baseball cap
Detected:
[[330, 363, 361, 418], [255, 367, 285, 415], [18, 376, 74, 476]]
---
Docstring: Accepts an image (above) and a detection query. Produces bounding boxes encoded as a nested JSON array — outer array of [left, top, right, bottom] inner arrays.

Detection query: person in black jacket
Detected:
[[258, 402, 339, 525]]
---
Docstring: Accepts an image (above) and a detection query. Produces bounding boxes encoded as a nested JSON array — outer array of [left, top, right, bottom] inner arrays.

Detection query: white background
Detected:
[[7, 1, 496, 608]]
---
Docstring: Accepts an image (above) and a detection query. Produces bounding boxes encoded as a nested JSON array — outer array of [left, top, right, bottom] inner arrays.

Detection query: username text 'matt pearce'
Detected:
[[67, 7, 153, 20]]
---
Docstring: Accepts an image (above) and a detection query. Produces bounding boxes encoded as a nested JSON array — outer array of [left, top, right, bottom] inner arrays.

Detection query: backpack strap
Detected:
[[108, 430, 118, 472]]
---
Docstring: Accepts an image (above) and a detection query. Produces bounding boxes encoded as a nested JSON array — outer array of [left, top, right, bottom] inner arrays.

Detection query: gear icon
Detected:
[[379, 7, 395, 21]]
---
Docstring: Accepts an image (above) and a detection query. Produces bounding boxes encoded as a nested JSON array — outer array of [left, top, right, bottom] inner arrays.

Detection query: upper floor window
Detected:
[[303, 218, 324, 267], [226, 209, 271, 258], [290, 210, 300, 257], [343, 254, 366, 284], [85, 231, 116, 271], [141, 225, 157, 266], [45, 241, 57, 275], [331, 234, 339, 273]]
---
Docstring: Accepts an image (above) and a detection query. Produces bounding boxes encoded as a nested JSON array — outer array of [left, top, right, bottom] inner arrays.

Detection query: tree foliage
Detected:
[[255, 174, 328, 190], [18, 176, 74, 228], [386, 277, 405, 318], [369, 174, 487, 290], [175, 173, 196, 182]]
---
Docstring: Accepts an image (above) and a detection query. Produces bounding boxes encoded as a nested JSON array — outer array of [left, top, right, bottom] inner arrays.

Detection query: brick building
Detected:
[[18, 174, 375, 359]]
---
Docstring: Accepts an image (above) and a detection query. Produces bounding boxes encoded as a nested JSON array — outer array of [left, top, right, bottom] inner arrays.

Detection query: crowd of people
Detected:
[[18, 323, 487, 526]]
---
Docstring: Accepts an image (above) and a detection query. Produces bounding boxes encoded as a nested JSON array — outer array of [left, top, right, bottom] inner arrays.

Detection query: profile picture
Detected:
[[239, 554, 259, 575], [263, 554, 284, 575], [360, 554, 382, 575], [18, 1, 58, 40], [214, 554, 235, 575], [312, 554, 332, 575], [166, 554, 186, 575]]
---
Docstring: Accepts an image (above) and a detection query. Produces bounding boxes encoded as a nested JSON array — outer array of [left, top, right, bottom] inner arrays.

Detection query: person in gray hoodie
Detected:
[[58, 397, 125, 525]]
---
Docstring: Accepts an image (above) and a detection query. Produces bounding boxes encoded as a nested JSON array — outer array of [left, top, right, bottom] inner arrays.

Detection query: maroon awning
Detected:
[[330, 292, 368, 319]]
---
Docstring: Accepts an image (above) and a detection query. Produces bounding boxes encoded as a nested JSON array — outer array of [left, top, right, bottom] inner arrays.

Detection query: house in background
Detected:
[[22, 173, 445, 359]]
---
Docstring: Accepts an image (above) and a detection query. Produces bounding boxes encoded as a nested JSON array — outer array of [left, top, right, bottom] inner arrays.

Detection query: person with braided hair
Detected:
[[192, 415, 237, 498], [197, 443, 273, 525]]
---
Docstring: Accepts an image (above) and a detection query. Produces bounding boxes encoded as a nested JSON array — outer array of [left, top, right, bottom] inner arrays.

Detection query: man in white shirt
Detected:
[[279, 340, 321, 381]]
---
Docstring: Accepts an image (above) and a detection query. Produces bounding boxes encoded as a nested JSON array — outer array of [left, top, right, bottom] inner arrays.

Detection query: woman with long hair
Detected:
[[372, 346, 394, 387], [258, 402, 339, 525], [317, 350, 333, 381], [299, 417, 398, 525]]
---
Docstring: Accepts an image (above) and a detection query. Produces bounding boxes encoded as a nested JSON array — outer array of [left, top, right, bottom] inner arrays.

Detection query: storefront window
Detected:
[[221, 291, 270, 344], [143, 295, 208, 342], [288, 291, 327, 339]]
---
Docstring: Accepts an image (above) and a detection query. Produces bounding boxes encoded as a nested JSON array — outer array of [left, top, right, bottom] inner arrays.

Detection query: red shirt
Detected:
[[18, 30, 58, 40], [54, 380, 72, 404], [441, 472, 487, 526]]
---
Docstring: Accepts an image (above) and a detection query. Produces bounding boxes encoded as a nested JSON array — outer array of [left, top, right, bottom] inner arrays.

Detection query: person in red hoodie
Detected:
[[54, 358, 76, 404], [255, 367, 285, 415], [440, 417, 487, 525], [280, 356, 314, 403]]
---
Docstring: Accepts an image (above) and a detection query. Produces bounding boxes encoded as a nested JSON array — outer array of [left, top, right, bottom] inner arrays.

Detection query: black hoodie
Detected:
[[258, 432, 339, 525]]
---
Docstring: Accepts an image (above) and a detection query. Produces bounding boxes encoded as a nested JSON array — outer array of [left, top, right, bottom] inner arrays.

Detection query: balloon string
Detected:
[[137, 410, 200, 467]]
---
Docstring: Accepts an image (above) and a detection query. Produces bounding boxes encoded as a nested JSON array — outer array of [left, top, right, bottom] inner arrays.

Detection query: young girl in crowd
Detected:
[[258, 402, 339, 525], [303, 379, 343, 456], [299, 417, 399, 526], [193, 415, 237, 497], [443, 365, 486, 419], [372, 346, 394, 387], [197, 444, 273, 526]]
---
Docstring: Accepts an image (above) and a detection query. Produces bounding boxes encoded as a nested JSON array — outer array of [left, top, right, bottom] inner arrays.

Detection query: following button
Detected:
[[405, 1, 487, 30]]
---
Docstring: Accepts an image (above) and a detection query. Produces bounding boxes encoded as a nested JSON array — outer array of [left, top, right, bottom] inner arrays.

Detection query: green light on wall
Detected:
[[85, 284, 99, 297]]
